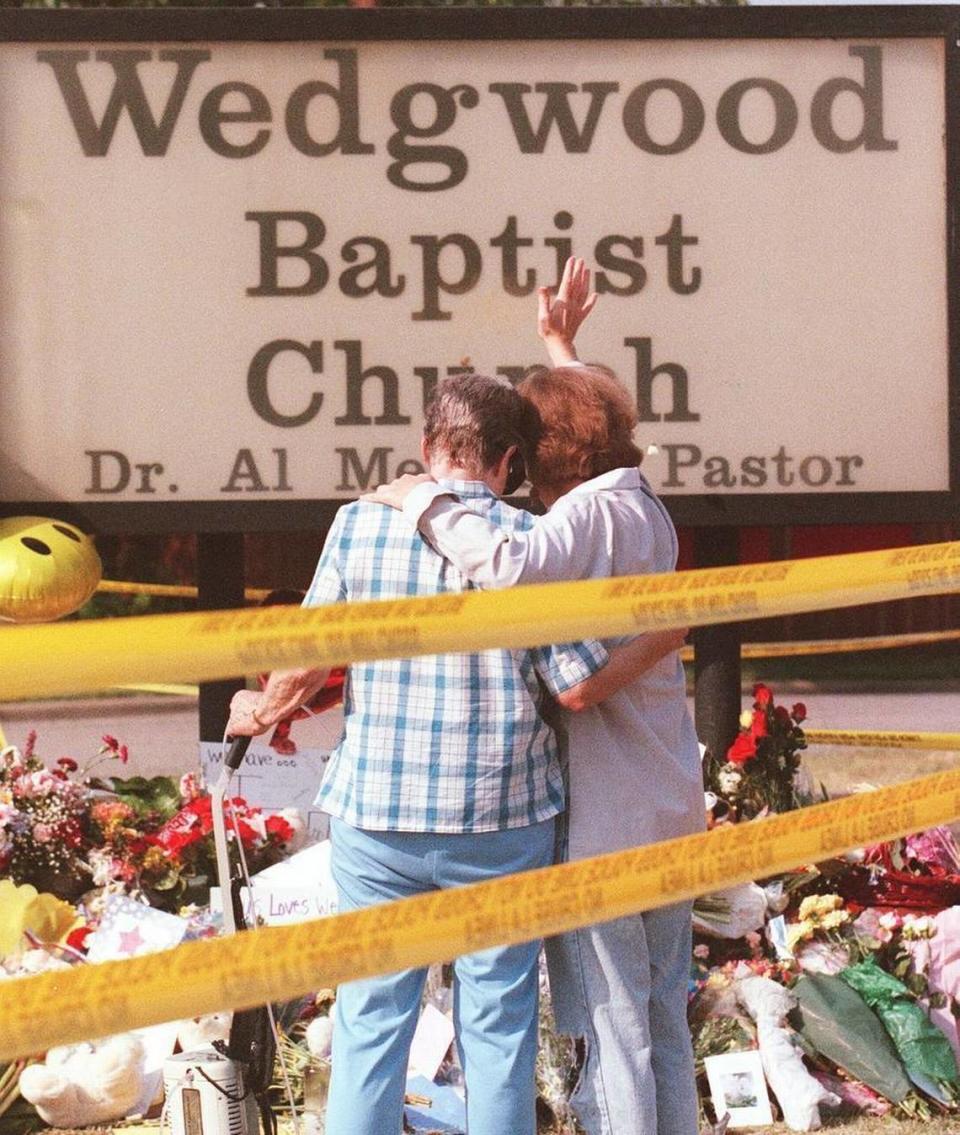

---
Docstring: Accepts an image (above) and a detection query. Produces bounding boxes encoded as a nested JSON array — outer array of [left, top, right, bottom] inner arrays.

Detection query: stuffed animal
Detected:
[[176, 1011, 233, 1053], [19, 1033, 146, 1128]]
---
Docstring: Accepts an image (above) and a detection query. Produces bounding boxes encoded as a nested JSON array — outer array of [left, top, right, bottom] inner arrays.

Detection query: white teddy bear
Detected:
[[19, 1034, 146, 1128]]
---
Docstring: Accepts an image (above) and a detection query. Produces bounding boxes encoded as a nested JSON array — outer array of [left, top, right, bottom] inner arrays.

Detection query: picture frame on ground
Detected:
[[704, 1050, 773, 1129]]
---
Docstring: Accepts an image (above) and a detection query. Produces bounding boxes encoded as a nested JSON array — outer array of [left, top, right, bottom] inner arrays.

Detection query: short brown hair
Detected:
[[423, 373, 541, 476], [518, 365, 643, 489]]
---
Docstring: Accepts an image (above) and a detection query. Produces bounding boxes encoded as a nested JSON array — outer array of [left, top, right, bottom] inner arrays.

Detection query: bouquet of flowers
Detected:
[[0, 733, 102, 900], [703, 683, 811, 821], [0, 733, 297, 914]]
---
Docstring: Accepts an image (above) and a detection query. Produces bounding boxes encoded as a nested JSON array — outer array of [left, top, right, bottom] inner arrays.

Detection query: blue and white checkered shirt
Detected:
[[306, 481, 609, 833]]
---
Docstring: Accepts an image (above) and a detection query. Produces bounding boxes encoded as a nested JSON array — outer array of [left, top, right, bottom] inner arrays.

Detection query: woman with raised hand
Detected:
[[366, 257, 703, 1135]]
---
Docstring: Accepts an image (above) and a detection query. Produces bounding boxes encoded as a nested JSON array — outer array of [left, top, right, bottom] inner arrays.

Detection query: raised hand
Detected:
[[537, 256, 599, 365]]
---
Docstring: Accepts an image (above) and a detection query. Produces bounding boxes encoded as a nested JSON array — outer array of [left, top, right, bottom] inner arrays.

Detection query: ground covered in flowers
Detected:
[[3, 684, 960, 1134]]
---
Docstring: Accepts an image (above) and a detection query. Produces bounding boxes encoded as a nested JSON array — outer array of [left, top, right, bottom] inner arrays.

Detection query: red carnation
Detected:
[[65, 926, 93, 954], [265, 814, 295, 843], [57, 757, 78, 772]]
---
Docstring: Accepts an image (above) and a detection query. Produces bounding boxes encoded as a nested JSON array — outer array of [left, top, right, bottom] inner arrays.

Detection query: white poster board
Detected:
[[199, 740, 333, 838]]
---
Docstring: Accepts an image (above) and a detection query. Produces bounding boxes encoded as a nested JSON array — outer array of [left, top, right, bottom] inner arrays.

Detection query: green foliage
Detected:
[[101, 773, 183, 818]]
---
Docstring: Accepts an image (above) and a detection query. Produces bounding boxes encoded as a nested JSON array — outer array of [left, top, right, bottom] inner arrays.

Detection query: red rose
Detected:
[[752, 683, 773, 707], [774, 705, 792, 727], [791, 703, 807, 723], [749, 709, 769, 738], [727, 732, 757, 764]]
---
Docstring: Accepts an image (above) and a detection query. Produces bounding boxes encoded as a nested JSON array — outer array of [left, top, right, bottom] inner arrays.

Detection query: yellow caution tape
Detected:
[[739, 627, 960, 657], [97, 580, 272, 602], [678, 626, 960, 662], [109, 684, 200, 697], [1, 765, 958, 1062], [805, 728, 960, 751], [99, 580, 960, 662], [2, 541, 959, 702]]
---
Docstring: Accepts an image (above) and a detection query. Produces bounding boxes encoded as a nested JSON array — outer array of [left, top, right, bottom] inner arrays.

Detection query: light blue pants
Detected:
[[545, 901, 699, 1135], [324, 815, 555, 1135]]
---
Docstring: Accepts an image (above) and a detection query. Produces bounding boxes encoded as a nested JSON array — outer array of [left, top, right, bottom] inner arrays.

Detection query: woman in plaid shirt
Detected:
[[228, 372, 681, 1135]]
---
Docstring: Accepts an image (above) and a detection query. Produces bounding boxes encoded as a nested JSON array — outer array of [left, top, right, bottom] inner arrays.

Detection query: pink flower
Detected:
[[32, 822, 52, 843], [17, 769, 57, 798], [693, 943, 710, 960], [23, 730, 37, 759]]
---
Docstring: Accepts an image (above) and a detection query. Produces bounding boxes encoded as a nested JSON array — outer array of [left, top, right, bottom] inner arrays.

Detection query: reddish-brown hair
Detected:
[[518, 365, 643, 491]]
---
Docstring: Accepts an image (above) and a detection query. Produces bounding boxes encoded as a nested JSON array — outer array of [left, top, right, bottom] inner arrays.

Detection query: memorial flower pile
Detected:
[[0, 734, 295, 914], [5, 690, 960, 1135], [688, 684, 960, 1130]]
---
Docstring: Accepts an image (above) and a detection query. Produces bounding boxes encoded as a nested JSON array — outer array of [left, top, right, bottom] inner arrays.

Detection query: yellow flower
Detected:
[[799, 893, 843, 922], [820, 909, 850, 931], [787, 919, 815, 951], [143, 846, 168, 873]]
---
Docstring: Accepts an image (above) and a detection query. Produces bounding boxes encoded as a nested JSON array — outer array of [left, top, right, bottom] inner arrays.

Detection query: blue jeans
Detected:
[[545, 901, 699, 1135], [324, 815, 555, 1135]]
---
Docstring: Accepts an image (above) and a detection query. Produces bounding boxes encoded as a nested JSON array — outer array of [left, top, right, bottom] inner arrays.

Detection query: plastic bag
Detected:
[[790, 972, 911, 1104], [840, 956, 959, 1088]]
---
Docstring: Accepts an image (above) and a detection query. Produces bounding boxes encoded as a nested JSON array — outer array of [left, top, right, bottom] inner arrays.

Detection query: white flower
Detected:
[[718, 768, 743, 795], [276, 809, 308, 853]]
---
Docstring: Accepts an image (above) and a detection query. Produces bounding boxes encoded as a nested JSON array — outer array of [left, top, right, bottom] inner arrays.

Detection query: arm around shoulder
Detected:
[[555, 628, 688, 713]]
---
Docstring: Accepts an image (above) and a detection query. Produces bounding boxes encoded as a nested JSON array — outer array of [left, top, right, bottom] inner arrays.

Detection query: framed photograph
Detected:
[[704, 1050, 774, 1129]]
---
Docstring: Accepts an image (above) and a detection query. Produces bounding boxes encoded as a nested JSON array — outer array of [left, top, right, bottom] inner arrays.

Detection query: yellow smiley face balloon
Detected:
[[0, 517, 102, 623]]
